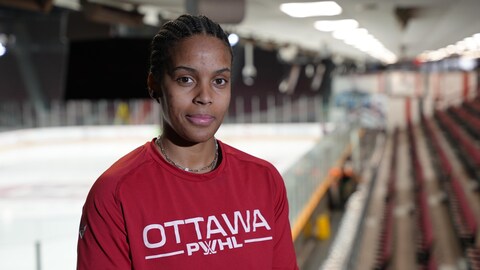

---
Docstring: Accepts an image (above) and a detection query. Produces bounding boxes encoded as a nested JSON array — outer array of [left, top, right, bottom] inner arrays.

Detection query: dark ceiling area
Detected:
[[1, 0, 479, 106], [0, 1, 340, 104]]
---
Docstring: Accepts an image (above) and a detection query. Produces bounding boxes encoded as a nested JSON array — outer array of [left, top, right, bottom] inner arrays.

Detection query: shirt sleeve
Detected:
[[271, 168, 299, 270], [77, 175, 132, 269]]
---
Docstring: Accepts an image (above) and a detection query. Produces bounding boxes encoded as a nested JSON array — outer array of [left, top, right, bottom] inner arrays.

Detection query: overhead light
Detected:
[[314, 19, 358, 32], [242, 41, 257, 86], [0, 43, 6, 57], [458, 56, 477, 71], [455, 40, 467, 53], [332, 28, 368, 41], [278, 44, 298, 63], [473, 33, 480, 43], [463, 37, 477, 51], [0, 33, 7, 45], [228, 33, 240, 46], [0, 33, 8, 57], [418, 32, 480, 62], [332, 28, 397, 64], [445, 45, 456, 55], [280, 1, 342, 18], [138, 6, 161, 26], [53, 0, 80, 10]]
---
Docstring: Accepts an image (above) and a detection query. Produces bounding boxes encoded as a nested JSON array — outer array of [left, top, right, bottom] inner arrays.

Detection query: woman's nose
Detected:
[[193, 83, 213, 105]]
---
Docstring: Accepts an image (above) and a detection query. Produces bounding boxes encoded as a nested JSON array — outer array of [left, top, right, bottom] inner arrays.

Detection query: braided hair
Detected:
[[149, 14, 233, 99]]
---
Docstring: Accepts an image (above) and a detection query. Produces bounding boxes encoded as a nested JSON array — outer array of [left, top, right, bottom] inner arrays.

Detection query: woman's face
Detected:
[[156, 34, 232, 144]]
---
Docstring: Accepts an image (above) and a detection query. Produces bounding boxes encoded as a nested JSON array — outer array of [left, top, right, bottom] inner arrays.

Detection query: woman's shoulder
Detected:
[[105, 141, 154, 174], [88, 141, 156, 197], [220, 140, 280, 175]]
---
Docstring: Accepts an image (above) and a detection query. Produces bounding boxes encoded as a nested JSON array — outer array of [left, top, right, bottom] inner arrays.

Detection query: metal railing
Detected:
[[0, 95, 328, 130]]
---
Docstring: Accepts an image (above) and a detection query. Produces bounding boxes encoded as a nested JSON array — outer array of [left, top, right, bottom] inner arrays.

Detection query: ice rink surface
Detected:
[[0, 124, 321, 270]]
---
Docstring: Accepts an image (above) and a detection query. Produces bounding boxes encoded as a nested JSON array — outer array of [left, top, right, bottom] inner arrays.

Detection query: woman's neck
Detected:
[[156, 134, 218, 173]]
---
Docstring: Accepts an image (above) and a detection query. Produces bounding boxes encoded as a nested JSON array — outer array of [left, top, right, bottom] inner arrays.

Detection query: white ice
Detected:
[[0, 124, 321, 270]]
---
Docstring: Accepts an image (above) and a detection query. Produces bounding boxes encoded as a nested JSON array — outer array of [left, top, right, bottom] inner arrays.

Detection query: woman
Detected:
[[77, 14, 298, 269]]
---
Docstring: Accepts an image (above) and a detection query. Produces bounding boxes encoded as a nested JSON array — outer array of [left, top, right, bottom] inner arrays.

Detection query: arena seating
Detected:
[[448, 106, 480, 141], [466, 247, 480, 270], [422, 113, 479, 268], [464, 98, 480, 117], [435, 109, 480, 185], [407, 121, 435, 265], [373, 129, 398, 270]]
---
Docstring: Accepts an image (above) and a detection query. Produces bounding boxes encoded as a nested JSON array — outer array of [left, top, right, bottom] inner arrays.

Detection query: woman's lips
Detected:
[[186, 114, 215, 126]]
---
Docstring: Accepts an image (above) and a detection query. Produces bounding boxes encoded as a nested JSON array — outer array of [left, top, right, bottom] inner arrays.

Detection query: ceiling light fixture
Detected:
[[0, 43, 6, 57], [314, 19, 358, 32], [242, 41, 257, 86], [418, 32, 480, 62], [280, 1, 342, 18], [228, 33, 240, 46], [332, 28, 397, 64], [0, 34, 8, 57]]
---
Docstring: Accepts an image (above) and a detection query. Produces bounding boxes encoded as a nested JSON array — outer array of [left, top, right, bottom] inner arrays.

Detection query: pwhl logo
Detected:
[[143, 209, 272, 260]]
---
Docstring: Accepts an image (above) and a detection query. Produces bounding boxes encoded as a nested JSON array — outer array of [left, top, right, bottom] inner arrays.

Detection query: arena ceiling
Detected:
[[3, 0, 480, 63]]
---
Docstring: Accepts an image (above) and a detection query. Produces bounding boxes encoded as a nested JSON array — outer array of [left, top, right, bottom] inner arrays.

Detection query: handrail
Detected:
[[291, 143, 353, 241]]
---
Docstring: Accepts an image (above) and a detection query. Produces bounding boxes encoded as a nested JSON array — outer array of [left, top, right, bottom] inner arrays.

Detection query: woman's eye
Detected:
[[177, 77, 193, 84], [214, 78, 228, 85]]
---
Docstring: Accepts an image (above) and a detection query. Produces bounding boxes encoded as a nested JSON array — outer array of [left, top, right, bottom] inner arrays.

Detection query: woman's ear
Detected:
[[147, 73, 161, 103]]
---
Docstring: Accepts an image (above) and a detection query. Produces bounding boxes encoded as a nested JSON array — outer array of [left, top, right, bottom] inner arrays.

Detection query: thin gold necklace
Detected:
[[156, 136, 218, 173]]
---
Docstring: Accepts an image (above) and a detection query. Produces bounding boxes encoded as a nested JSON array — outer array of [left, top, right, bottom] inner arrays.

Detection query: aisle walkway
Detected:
[[392, 130, 417, 270], [355, 130, 394, 270], [416, 123, 463, 269]]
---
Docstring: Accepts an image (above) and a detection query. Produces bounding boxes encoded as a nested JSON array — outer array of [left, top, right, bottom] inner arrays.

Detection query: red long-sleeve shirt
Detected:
[[77, 138, 298, 269]]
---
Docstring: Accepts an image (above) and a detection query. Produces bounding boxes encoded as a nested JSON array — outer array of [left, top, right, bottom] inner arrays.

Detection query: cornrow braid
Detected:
[[149, 14, 233, 86]]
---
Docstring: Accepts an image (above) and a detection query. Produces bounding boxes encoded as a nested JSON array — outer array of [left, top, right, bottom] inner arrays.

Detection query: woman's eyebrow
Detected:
[[215, 68, 231, 74], [172, 66, 197, 73], [171, 66, 231, 75]]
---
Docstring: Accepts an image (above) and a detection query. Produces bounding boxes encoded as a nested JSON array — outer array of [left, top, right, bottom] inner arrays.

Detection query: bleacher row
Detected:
[[449, 105, 480, 142], [423, 98, 480, 269], [464, 99, 480, 119], [372, 98, 480, 270], [373, 129, 398, 270], [407, 120, 436, 269], [440, 106, 480, 183]]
